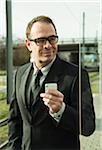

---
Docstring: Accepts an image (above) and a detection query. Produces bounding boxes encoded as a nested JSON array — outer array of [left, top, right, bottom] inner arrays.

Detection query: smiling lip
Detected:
[[43, 51, 52, 56]]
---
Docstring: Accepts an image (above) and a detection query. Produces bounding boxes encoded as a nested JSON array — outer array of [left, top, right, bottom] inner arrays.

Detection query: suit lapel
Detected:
[[20, 63, 32, 106], [43, 56, 63, 84]]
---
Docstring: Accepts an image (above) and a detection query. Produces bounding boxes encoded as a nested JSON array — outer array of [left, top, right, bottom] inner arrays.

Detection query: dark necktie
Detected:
[[34, 70, 43, 89], [31, 70, 43, 103]]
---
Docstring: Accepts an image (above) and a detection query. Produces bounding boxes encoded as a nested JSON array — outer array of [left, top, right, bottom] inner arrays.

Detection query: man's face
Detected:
[[26, 22, 58, 68]]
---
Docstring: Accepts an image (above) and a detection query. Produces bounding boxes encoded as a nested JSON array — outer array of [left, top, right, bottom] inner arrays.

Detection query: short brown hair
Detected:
[[26, 15, 57, 39]]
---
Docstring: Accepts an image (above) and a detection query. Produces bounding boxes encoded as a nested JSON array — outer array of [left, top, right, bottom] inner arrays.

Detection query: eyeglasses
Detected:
[[28, 35, 58, 46]]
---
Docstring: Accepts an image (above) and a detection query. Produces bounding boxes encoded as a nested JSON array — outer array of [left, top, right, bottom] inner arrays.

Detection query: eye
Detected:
[[36, 38, 46, 43], [49, 37, 56, 41], [48, 36, 58, 43]]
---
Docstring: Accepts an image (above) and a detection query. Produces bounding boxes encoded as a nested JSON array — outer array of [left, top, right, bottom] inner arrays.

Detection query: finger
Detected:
[[47, 89, 64, 98], [40, 93, 54, 100], [44, 101, 49, 106], [42, 97, 62, 108], [42, 97, 49, 106], [40, 93, 46, 98], [42, 97, 63, 113], [40, 91, 63, 99], [42, 98, 49, 103]]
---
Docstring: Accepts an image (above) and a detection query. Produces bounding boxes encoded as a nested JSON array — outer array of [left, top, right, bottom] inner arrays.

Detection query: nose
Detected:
[[43, 40, 52, 48]]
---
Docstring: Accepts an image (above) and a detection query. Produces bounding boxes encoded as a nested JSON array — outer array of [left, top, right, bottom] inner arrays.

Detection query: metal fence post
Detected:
[[6, 0, 13, 103]]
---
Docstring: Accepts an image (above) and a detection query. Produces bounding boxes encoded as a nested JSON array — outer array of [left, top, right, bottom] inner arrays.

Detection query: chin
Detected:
[[40, 57, 52, 64]]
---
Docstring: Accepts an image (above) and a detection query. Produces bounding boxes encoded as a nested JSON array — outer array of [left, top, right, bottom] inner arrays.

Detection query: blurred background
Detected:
[[0, 0, 102, 149]]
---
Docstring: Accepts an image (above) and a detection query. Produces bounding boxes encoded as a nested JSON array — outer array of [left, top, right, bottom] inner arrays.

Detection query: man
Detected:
[[8, 15, 95, 150]]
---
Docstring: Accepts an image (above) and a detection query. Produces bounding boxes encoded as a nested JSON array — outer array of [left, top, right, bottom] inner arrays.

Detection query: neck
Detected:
[[34, 60, 52, 69], [33, 55, 57, 69]]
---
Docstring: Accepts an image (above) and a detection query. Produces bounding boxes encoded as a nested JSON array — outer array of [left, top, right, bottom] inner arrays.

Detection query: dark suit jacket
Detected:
[[8, 56, 95, 150]]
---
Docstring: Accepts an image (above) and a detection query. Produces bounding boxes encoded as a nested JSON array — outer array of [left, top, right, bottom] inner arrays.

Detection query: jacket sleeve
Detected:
[[8, 70, 23, 150], [81, 69, 95, 136], [56, 69, 95, 136]]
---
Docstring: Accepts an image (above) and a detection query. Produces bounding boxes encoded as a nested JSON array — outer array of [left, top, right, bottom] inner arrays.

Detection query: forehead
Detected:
[[30, 22, 56, 38]]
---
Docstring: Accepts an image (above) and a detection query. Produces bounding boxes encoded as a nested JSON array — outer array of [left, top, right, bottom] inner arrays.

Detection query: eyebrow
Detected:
[[29, 35, 57, 40]]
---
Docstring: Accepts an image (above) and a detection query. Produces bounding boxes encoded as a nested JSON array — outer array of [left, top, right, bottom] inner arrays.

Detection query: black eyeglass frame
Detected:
[[28, 35, 58, 46]]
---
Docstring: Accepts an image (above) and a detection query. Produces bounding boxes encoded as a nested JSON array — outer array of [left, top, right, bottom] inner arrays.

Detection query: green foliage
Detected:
[[0, 101, 9, 145], [0, 70, 6, 76], [0, 93, 6, 100], [89, 72, 99, 93], [91, 82, 99, 93], [0, 100, 9, 120]]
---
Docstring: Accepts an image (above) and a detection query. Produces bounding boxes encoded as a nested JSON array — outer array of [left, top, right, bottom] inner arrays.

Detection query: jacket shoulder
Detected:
[[59, 57, 88, 75], [58, 57, 79, 75], [16, 62, 32, 76]]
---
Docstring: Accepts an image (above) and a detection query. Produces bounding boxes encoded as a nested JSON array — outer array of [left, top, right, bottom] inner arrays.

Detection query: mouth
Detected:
[[42, 51, 52, 57]]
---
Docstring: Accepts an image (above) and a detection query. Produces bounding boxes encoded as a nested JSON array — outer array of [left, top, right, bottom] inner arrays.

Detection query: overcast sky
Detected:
[[0, 0, 101, 40]]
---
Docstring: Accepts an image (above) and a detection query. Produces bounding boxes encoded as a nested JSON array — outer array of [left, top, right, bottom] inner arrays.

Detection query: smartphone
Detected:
[[45, 83, 57, 92]]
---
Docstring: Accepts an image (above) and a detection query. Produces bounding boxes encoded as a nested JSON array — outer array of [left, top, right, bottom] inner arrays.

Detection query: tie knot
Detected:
[[36, 70, 43, 78]]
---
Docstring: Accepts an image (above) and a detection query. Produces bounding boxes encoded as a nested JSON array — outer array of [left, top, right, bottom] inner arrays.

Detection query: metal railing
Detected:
[[0, 140, 8, 150], [0, 118, 8, 149]]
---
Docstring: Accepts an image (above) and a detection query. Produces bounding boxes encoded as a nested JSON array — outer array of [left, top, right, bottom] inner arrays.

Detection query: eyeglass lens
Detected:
[[29, 35, 58, 46]]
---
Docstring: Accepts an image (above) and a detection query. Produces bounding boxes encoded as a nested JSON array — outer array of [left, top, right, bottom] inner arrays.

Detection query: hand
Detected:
[[40, 89, 64, 113]]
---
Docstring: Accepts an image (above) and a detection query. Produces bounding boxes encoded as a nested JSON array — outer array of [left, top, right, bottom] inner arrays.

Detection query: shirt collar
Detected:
[[33, 56, 56, 76]]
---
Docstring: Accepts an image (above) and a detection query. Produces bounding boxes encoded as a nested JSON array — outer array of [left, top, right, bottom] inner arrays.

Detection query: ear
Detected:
[[25, 39, 32, 52]]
